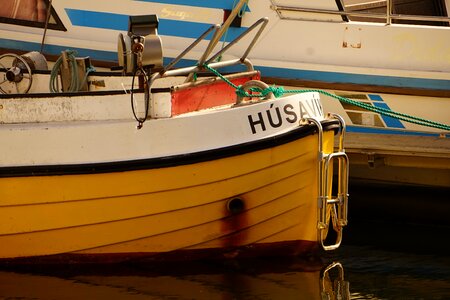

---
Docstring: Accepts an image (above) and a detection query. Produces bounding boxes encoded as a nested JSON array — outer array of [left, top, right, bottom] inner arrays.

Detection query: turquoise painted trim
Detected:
[[135, 0, 250, 11], [256, 66, 450, 91], [367, 94, 383, 101], [65, 9, 247, 42], [162, 57, 197, 69], [347, 126, 448, 137], [368, 94, 405, 129]]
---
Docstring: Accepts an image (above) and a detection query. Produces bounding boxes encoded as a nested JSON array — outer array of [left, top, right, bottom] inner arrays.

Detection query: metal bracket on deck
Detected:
[[305, 114, 349, 251]]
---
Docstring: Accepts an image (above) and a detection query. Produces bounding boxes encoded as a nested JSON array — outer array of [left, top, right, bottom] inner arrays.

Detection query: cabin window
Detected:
[[0, 0, 66, 31], [341, 0, 449, 26]]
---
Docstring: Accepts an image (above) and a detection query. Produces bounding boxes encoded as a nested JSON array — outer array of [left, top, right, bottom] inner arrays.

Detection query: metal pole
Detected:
[[386, 0, 392, 25], [40, 0, 53, 53], [202, 0, 248, 60]]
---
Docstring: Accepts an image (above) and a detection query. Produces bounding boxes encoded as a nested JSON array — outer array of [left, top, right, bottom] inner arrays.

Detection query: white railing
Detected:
[[270, 0, 450, 25]]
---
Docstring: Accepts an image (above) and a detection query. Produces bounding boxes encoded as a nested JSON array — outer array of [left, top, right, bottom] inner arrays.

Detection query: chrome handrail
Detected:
[[206, 17, 269, 64], [160, 24, 220, 76], [150, 14, 272, 87], [151, 58, 253, 82]]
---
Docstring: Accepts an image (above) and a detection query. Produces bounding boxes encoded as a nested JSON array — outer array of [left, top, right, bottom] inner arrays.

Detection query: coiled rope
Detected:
[[130, 67, 150, 129], [203, 64, 450, 131], [50, 50, 95, 93]]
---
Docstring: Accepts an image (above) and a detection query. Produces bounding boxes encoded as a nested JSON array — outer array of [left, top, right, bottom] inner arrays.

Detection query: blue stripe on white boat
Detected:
[[256, 66, 450, 91], [368, 94, 405, 128], [65, 9, 247, 42], [135, 0, 250, 11], [368, 94, 383, 101], [346, 126, 447, 137], [0, 38, 118, 61]]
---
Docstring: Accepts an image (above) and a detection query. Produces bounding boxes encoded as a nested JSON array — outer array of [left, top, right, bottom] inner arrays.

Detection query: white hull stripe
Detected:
[[0, 121, 337, 177]]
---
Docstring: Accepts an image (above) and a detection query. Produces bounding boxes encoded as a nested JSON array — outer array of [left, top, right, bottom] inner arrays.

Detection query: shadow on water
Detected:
[[1, 183, 449, 299], [320, 181, 450, 299], [344, 181, 450, 255]]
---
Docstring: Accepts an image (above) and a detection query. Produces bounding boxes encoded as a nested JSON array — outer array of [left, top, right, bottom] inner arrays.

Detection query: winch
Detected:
[[117, 14, 163, 74], [0, 51, 48, 94]]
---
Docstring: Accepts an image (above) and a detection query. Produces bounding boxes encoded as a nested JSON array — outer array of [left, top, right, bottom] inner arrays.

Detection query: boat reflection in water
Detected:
[[321, 262, 350, 300], [0, 260, 350, 299]]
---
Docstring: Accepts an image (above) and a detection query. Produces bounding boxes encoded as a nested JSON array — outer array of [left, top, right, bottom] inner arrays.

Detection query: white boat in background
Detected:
[[0, 0, 449, 188]]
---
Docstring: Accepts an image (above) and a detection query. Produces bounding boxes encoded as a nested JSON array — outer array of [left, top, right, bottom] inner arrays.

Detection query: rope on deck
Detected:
[[50, 50, 96, 93], [203, 63, 450, 131]]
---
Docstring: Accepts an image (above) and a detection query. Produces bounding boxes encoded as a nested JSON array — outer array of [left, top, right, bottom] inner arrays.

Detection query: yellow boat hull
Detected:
[[0, 129, 336, 262]]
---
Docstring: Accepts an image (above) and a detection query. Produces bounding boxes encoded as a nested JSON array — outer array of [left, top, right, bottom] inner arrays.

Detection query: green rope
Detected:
[[50, 50, 78, 93], [203, 64, 450, 131], [50, 50, 96, 93]]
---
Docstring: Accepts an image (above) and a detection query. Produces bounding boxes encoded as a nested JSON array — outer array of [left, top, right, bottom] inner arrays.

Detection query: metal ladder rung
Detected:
[[305, 114, 349, 251]]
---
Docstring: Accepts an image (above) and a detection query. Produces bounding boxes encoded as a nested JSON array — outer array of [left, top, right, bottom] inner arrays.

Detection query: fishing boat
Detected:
[[0, 13, 349, 262], [2, 0, 447, 188]]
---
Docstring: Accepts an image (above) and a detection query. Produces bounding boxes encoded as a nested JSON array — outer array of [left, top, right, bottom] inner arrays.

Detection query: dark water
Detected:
[[1, 183, 450, 299]]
